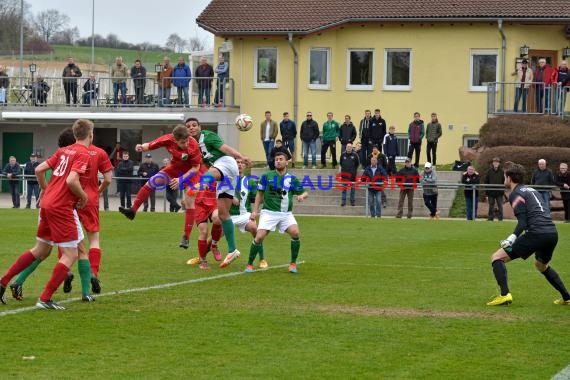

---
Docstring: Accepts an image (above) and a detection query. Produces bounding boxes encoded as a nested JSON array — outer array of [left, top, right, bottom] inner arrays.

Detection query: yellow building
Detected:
[[198, 0, 570, 164]]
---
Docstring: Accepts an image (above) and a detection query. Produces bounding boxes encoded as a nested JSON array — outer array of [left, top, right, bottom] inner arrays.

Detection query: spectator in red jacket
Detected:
[[534, 58, 555, 113]]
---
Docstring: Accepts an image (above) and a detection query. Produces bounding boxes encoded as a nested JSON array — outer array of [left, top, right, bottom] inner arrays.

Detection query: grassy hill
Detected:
[[0, 44, 171, 67]]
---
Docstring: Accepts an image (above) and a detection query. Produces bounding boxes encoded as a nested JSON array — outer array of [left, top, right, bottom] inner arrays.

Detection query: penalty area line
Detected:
[[552, 364, 570, 380], [0, 261, 304, 317]]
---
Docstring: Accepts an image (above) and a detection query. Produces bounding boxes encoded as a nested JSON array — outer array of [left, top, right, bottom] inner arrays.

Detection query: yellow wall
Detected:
[[217, 23, 569, 164]]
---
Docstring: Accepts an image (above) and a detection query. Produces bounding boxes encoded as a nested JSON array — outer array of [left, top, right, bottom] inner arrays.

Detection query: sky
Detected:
[[25, 0, 214, 48]]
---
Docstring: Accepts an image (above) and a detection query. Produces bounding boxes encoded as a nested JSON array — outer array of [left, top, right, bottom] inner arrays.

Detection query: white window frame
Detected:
[[463, 135, 480, 148], [469, 49, 499, 92], [308, 47, 331, 90], [254, 47, 278, 88], [346, 48, 374, 91], [383, 48, 412, 91]]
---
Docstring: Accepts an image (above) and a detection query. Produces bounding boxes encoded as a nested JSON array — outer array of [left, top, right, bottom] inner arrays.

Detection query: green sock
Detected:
[[258, 243, 265, 260], [248, 241, 261, 265], [15, 259, 42, 285], [291, 238, 300, 263], [222, 218, 236, 252], [78, 259, 92, 296]]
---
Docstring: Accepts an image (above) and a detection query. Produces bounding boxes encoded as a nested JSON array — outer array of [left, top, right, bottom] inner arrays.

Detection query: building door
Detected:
[[527, 50, 557, 112], [2, 132, 33, 193]]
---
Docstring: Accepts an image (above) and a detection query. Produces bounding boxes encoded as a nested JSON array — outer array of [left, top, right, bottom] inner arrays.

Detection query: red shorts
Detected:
[[37, 207, 83, 246], [162, 165, 201, 188], [77, 205, 100, 233], [195, 200, 217, 225]]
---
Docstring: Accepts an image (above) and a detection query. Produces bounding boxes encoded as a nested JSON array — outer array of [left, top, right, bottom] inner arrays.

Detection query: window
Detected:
[[384, 49, 411, 91], [255, 48, 278, 88], [470, 49, 498, 91], [396, 135, 410, 161], [463, 135, 480, 148], [309, 48, 330, 89], [347, 49, 374, 90]]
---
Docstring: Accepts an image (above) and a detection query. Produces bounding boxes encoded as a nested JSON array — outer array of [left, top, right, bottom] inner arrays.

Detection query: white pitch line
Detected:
[[0, 261, 304, 317], [333, 262, 479, 271], [552, 364, 570, 380]]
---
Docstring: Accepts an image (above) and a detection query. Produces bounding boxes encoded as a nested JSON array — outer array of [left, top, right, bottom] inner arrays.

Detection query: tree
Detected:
[[187, 36, 206, 52], [33, 9, 69, 43], [51, 26, 79, 45], [165, 33, 186, 53], [0, 0, 34, 51], [106, 33, 120, 49]]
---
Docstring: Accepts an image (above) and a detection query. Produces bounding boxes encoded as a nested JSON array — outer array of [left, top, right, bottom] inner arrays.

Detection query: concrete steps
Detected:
[[250, 167, 460, 217]]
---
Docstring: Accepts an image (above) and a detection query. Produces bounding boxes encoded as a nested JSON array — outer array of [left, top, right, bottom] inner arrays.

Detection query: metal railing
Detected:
[[0, 75, 235, 108], [487, 82, 569, 118]]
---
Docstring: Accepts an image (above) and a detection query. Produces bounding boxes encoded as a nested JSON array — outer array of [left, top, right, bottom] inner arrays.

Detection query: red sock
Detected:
[[1, 251, 35, 287], [211, 223, 223, 243], [183, 208, 195, 239], [198, 240, 208, 258], [132, 184, 153, 212], [89, 248, 102, 277], [57, 246, 62, 259], [40, 262, 70, 302]]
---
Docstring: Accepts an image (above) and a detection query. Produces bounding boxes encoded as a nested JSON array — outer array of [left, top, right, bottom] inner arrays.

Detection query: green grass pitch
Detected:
[[0, 210, 569, 379]]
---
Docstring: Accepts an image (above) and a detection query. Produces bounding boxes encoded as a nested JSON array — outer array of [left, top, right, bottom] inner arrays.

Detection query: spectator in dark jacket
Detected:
[[396, 157, 419, 219], [370, 108, 387, 150], [555, 162, 570, 223], [339, 115, 357, 153], [530, 158, 555, 212], [462, 166, 480, 220], [62, 56, 82, 105], [484, 157, 505, 221], [300, 111, 319, 168], [425, 112, 442, 166], [195, 57, 214, 106], [361, 156, 387, 218], [138, 153, 160, 212], [407, 112, 424, 168], [24, 153, 40, 208], [269, 139, 292, 170], [359, 110, 372, 167], [3, 155, 21, 208], [30, 75, 50, 106], [83, 73, 99, 105], [383, 125, 399, 176], [339, 143, 360, 206], [279, 112, 297, 166], [553, 60, 570, 113], [130, 60, 147, 105], [115, 151, 134, 209]]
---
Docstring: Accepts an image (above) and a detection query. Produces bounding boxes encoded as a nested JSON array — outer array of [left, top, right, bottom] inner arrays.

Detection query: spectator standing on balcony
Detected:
[[383, 126, 399, 176], [484, 157, 505, 221], [157, 57, 173, 107], [300, 111, 319, 169], [425, 112, 442, 166], [24, 153, 40, 209], [130, 59, 147, 105], [115, 151, 134, 209], [339, 115, 357, 154], [62, 56, 82, 105], [358, 110, 372, 167], [111, 56, 128, 105], [195, 56, 214, 107], [82, 73, 98, 105], [553, 60, 570, 114], [3, 156, 21, 208], [279, 112, 297, 167], [320, 112, 340, 169], [531, 159, 555, 213], [138, 153, 159, 212], [259, 111, 278, 168], [214, 55, 228, 107], [462, 166, 480, 220], [555, 162, 570, 223], [512, 59, 533, 112], [534, 58, 555, 113], [407, 112, 424, 168], [370, 108, 387, 151], [31, 75, 50, 106], [172, 56, 191, 106], [0, 66, 9, 105]]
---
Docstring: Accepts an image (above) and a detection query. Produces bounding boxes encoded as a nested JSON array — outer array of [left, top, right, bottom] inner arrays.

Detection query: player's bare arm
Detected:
[[250, 190, 264, 220], [297, 191, 309, 202], [98, 170, 113, 194], [66, 171, 88, 208], [135, 143, 150, 152]]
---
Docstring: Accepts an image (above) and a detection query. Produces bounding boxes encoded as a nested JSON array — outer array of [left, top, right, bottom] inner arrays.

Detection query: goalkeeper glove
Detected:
[[500, 234, 517, 249]]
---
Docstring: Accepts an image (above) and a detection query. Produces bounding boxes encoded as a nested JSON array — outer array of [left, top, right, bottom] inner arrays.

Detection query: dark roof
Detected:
[[197, 0, 570, 35]]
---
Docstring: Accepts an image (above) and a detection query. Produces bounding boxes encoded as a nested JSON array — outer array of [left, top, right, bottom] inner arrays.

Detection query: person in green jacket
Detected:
[[425, 112, 442, 166], [320, 112, 340, 168]]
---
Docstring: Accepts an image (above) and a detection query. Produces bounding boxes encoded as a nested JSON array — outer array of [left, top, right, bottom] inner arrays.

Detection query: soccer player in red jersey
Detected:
[[119, 124, 202, 220], [0, 119, 94, 309]]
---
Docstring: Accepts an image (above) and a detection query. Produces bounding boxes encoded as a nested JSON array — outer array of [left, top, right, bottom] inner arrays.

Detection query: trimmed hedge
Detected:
[[479, 115, 570, 148], [476, 146, 570, 181]]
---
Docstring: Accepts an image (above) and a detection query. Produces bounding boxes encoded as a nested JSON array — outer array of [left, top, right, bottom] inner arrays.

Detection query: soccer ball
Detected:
[[235, 114, 253, 132]]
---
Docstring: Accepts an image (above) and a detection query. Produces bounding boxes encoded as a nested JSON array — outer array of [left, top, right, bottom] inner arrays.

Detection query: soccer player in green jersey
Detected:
[[247, 151, 308, 273], [185, 117, 251, 268]]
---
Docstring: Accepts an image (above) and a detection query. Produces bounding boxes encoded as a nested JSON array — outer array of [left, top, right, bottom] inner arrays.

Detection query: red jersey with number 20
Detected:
[[41, 143, 91, 209], [148, 134, 202, 172]]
